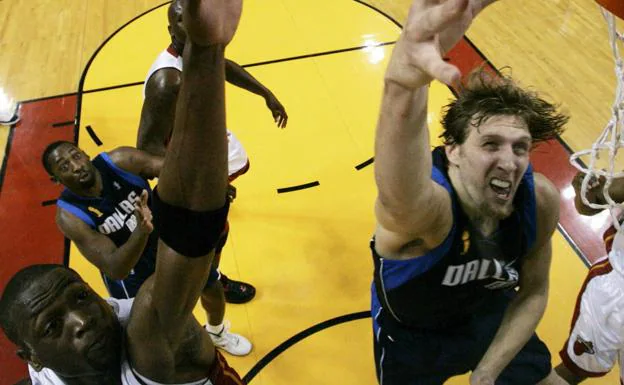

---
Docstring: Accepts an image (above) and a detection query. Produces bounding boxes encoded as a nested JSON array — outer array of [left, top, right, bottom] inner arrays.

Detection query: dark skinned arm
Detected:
[[108, 146, 164, 180], [225, 59, 288, 128], [56, 193, 153, 280], [137, 68, 181, 157]]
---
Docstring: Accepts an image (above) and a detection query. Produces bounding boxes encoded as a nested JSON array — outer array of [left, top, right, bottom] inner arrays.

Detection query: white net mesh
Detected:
[[569, 6, 624, 229]]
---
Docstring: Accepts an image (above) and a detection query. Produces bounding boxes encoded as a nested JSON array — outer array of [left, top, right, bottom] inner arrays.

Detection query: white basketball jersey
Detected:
[[144, 47, 249, 176], [29, 298, 212, 385], [560, 230, 624, 382]]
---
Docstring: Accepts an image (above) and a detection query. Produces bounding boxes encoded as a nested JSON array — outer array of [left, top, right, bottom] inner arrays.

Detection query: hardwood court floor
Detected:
[[0, 0, 621, 384]]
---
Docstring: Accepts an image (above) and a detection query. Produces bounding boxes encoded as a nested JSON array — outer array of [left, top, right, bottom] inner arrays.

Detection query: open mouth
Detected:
[[490, 178, 511, 200]]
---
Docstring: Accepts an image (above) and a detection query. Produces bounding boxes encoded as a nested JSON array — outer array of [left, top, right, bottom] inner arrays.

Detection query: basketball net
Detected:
[[569, 5, 624, 231]]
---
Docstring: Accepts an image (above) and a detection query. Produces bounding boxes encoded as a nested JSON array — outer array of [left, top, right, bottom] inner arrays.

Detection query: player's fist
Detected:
[[134, 190, 154, 234]]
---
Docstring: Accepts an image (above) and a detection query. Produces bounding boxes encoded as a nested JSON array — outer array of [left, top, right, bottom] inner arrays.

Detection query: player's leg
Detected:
[[201, 268, 252, 356], [141, 0, 243, 347], [212, 225, 256, 304]]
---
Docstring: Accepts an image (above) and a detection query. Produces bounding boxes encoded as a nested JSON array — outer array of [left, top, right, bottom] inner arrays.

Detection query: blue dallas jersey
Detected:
[[57, 153, 157, 299], [372, 146, 537, 330]]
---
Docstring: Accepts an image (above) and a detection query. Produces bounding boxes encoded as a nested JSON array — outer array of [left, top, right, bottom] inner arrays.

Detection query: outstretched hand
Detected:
[[265, 94, 288, 128], [183, 0, 243, 46], [387, 0, 497, 88]]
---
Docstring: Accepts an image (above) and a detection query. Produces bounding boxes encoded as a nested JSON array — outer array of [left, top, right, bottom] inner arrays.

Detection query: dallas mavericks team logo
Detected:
[[97, 191, 141, 234], [441, 230, 519, 289], [441, 258, 519, 289]]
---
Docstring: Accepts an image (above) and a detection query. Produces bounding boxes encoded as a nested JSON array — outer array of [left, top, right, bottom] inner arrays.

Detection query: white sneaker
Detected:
[[205, 321, 252, 356]]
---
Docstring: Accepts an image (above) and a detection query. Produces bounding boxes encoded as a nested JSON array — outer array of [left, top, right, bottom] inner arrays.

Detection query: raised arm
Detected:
[[225, 59, 288, 128], [374, 0, 495, 258], [471, 173, 559, 384], [137, 68, 181, 156], [56, 194, 153, 280], [127, 0, 241, 378], [107, 146, 164, 179]]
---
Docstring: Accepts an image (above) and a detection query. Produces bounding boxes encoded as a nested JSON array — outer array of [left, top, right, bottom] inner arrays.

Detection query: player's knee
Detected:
[[153, 188, 229, 258]]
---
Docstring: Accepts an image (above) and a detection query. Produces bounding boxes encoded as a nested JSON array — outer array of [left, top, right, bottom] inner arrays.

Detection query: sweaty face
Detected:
[[447, 115, 532, 220], [16, 269, 121, 377], [49, 144, 97, 191]]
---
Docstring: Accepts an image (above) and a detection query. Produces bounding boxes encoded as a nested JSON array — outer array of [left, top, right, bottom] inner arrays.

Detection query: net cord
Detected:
[[569, 7, 624, 229]]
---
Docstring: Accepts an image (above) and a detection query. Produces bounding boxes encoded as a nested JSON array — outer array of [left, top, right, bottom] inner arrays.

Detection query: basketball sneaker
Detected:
[[206, 321, 252, 356], [220, 274, 256, 304]]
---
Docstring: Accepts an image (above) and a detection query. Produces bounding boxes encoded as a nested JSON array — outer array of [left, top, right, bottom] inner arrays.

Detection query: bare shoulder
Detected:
[[146, 68, 182, 97], [533, 172, 560, 239], [56, 205, 80, 230], [533, 172, 559, 215]]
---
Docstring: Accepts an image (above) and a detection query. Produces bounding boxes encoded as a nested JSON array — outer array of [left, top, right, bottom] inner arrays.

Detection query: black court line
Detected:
[[63, 237, 72, 267], [462, 37, 501, 78], [277, 181, 320, 194], [82, 81, 145, 95], [242, 41, 396, 69], [557, 223, 590, 268], [74, 1, 171, 144], [41, 199, 58, 207], [78, 42, 397, 96], [352, 0, 402, 29], [0, 125, 16, 195], [19, 91, 78, 105], [243, 311, 370, 383], [355, 157, 374, 170], [52, 120, 75, 128], [85, 125, 103, 146]]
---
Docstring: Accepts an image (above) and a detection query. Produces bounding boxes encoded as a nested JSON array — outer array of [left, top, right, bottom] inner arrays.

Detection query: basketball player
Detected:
[[371, 1, 569, 384], [137, 0, 286, 304], [1, 0, 246, 382], [550, 172, 624, 384], [138, 0, 287, 157], [41, 141, 251, 356]]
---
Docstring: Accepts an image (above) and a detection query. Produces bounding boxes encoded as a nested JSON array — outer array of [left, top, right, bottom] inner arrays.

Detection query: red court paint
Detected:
[[0, 96, 74, 385]]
